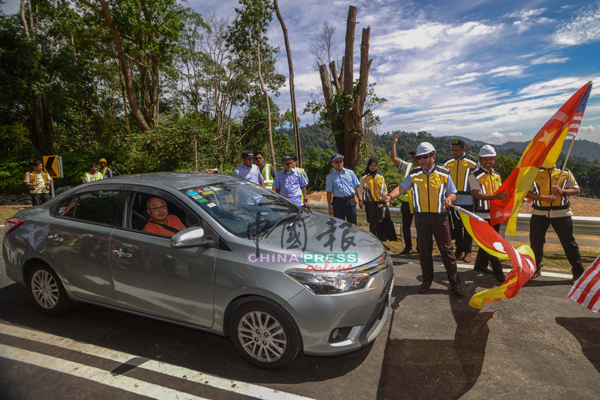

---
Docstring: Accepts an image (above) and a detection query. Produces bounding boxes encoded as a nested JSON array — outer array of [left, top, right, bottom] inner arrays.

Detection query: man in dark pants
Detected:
[[24, 160, 52, 206], [326, 154, 363, 223], [468, 145, 508, 282], [379, 142, 464, 297], [391, 133, 418, 254], [527, 166, 585, 283], [444, 139, 478, 263]]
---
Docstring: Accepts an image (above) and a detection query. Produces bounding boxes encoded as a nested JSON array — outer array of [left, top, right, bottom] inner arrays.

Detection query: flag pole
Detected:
[[558, 137, 575, 181]]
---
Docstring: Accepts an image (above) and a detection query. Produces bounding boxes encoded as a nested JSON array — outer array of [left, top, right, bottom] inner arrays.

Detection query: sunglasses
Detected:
[[415, 155, 430, 160], [333, 160, 343, 164]]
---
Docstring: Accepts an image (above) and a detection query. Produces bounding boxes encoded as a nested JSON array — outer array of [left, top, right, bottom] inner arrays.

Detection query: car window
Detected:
[[180, 182, 298, 238], [55, 196, 79, 218], [129, 191, 200, 237], [73, 191, 119, 225]]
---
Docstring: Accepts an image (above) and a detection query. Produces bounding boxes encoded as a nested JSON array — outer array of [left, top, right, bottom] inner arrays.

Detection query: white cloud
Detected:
[[530, 55, 570, 65], [506, 8, 553, 33], [509, 132, 523, 137], [552, 3, 600, 46], [489, 132, 505, 138], [579, 125, 596, 132], [506, 8, 546, 19]]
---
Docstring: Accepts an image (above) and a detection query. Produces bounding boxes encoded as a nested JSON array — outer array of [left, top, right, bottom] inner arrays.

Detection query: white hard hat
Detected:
[[415, 142, 436, 157], [479, 145, 497, 157]]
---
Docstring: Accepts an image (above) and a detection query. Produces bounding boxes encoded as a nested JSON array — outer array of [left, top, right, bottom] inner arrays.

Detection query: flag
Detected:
[[490, 82, 593, 236], [568, 256, 600, 313], [453, 206, 536, 310]]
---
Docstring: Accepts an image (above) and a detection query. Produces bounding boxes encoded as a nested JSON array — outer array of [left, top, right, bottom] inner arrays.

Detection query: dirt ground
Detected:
[[0, 205, 29, 222]]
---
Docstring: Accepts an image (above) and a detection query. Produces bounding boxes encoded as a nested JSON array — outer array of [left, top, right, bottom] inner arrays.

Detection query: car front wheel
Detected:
[[28, 264, 73, 315], [230, 296, 302, 369]]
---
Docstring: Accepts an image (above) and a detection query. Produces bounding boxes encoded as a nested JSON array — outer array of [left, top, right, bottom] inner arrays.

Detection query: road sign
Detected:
[[43, 155, 63, 178]]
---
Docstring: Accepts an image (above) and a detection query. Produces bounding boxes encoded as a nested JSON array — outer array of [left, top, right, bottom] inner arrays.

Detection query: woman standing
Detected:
[[359, 157, 388, 238]]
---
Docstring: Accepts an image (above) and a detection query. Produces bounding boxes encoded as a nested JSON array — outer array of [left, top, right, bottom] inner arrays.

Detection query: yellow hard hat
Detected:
[[99, 158, 107, 163]]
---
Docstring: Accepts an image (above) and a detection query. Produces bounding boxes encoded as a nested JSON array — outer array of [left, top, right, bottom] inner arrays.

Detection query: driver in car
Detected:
[[143, 197, 186, 237]]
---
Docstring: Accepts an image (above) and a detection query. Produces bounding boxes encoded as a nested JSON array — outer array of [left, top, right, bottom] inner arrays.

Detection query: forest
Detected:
[[2, 1, 600, 199]]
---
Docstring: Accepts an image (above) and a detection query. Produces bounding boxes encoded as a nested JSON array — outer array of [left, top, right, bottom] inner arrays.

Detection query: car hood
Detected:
[[250, 211, 385, 268]]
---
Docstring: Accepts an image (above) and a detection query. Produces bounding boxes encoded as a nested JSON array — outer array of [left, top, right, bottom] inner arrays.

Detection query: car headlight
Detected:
[[285, 269, 371, 295]]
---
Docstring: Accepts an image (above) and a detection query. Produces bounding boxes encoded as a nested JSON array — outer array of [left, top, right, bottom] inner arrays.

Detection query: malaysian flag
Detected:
[[568, 82, 592, 138], [568, 255, 600, 313]]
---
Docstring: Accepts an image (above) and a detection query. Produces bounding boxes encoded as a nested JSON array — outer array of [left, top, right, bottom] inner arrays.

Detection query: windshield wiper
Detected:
[[262, 213, 299, 240]]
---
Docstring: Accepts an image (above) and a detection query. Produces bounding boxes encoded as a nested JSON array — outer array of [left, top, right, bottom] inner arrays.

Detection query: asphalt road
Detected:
[[1, 235, 599, 400]]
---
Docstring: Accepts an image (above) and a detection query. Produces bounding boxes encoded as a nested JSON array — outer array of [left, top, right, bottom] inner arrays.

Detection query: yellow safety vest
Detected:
[[444, 155, 477, 194], [361, 173, 385, 202], [398, 163, 414, 213], [29, 171, 50, 191], [261, 164, 274, 190], [531, 168, 570, 210], [471, 167, 502, 214], [409, 165, 451, 214]]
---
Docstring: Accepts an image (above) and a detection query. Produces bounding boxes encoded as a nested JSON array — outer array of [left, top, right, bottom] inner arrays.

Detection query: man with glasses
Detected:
[[254, 151, 276, 190], [326, 154, 363, 224], [379, 142, 464, 297], [143, 197, 186, 237], [273, 155, 308, 207]]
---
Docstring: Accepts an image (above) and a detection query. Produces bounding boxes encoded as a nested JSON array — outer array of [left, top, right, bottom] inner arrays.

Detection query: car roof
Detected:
[[90, 172, 239, 190]]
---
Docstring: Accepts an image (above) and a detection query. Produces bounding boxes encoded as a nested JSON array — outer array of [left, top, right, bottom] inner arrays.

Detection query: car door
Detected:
[[45, 185, 123, 305], [110, 185, 217, 328]]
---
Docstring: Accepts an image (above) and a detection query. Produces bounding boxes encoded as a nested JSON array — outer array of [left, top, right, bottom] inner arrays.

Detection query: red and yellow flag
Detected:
[[490, 82, 593, 236], [453, 206, 536, 310]]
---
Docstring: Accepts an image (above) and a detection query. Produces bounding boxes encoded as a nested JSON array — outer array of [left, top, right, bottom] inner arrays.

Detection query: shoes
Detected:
[[463, 253, 472, 263], [495, 274, 507, 283], [455, 251, 464, 259], [419, 282, 431, 293], [451, 285, 464, 297], [531, 269, 541, 279], [571, 275, 582, 285], [399, 248, 412, 256], [474, 266, 494, 274]]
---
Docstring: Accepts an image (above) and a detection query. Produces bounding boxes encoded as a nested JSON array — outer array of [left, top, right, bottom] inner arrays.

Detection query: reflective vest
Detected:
[[260, 164, 274, 190], [294, 167, 308, 201], [531, 168, 570, 210], [409, 165, 451, 214], [444, 154, 478, 194], [361, 172, 385, 202], [28, 171, 50, 191], [100, 167, 110, 178], [84, 172, 103, 182], [399, 163, 414, 213], [471, 167, 502, 214]]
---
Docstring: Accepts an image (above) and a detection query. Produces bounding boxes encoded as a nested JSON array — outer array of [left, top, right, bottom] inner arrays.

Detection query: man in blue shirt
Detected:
[[326, 154, 363, 224], [379, 142, 464, 297], [233, 150, 265, 204], [273, 155, 308, 207]]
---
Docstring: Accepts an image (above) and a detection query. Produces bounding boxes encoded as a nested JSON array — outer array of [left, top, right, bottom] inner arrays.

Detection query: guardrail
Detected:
[[307, 203, 600, 236]]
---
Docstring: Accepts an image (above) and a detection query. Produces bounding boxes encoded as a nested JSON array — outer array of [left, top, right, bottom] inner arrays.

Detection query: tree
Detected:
[[273, 0, 301, 167], [309, 21, 340, 73], [317, 6, 376, 169]]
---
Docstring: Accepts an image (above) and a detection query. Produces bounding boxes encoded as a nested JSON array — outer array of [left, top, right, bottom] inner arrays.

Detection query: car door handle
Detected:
[[112, 249, 132, 259], [48, 234, 64, 243]]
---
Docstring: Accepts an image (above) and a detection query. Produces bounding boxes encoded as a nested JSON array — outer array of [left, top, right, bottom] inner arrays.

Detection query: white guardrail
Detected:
[[307, 203, 600, 236]]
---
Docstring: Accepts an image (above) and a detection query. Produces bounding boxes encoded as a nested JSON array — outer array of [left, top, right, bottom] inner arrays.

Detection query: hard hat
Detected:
[[99, 158, 107, 163], [479, 145, 497, 158], [415, 142, 436, 157]]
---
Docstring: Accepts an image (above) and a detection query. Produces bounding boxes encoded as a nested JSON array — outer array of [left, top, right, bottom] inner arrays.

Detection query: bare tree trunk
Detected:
[[343, 6, 356, 95], [20, 0, 29, 38], [256, 43, 275, 169], [273, 0, 302, 167], [80, 0, 152, 132]]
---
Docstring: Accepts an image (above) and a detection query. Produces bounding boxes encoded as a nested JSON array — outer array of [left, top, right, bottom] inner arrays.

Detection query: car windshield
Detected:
[[180, 181, 299, 238]]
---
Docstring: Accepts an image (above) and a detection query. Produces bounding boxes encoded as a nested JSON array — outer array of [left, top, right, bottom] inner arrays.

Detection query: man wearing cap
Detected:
[[392, 133, 418, 254], [234, 150, 265, 205], [254, 151, 276, 190], [526, 165, 584, 283], [84, 164, 103, 183], [468, 145, 508, 282], [326, 154, 363, 224], [444, 139, 478, 263], [274, 155, 308, 207], [379, 142, 464, 297], [98, 158, 113, 178]]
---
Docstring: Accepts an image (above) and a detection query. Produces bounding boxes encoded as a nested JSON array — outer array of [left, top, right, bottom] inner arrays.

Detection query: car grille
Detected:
[[349, 253, 390, 276]]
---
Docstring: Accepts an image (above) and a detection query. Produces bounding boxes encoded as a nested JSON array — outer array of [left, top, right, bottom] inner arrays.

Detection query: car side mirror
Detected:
[[171, 227, 205, 248]]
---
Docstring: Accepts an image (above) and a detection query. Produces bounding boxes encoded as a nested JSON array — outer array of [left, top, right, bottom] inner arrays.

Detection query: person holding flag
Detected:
[[468, 145, 508, 282], [526, 165, 585, 282], [379, 142, 464, 297]]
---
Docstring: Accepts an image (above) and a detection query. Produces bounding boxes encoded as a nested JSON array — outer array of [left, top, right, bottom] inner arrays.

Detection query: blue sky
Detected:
[[3, 0, 600, 144]]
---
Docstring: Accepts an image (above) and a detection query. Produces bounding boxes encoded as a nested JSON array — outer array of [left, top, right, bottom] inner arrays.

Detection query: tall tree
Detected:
[[273, 0, 301, 166], [318, 6, 375, 169]]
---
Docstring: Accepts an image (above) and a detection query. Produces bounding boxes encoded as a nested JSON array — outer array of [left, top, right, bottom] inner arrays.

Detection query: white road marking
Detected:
[[0, 344, 208, 400], [391, 257, 573, 279], [0, 323, 313, 400]]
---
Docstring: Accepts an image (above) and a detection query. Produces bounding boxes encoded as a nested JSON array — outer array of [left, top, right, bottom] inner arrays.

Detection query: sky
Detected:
[[3, 0, 600, 144]]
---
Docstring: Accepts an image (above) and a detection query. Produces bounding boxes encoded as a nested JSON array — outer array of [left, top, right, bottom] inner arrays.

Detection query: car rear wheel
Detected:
[[28, 264, 73, 315], [230, 296, 302, 369]]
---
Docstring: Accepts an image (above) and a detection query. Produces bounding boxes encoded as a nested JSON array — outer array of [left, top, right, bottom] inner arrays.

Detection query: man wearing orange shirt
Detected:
[[142, 197, 186, 237]]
